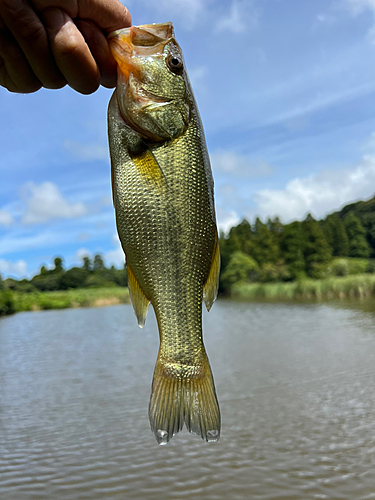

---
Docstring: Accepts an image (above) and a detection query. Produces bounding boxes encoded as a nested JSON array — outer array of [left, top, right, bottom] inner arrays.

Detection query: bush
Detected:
[[327, 258, 350, 277], [221, 251, 259, 291], [0, 290, 15, 316]]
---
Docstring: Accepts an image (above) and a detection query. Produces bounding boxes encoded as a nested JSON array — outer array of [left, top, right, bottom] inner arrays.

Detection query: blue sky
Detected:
[[2, 0, 375, 278]]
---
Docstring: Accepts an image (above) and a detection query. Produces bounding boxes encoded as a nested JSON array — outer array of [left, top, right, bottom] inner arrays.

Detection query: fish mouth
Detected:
[[108, 23, 175, 81]]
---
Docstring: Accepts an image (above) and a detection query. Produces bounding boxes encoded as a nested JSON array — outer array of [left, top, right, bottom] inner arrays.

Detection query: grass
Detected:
[[10, 287, 130, 313], [231, 274, 375, 301]]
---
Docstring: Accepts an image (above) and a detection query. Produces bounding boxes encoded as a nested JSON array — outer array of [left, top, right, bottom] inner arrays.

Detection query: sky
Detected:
[[2, 0, 375, 279]]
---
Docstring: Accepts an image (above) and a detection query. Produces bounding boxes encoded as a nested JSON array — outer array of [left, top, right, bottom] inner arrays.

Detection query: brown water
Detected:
[[1, 300, 375, 499]]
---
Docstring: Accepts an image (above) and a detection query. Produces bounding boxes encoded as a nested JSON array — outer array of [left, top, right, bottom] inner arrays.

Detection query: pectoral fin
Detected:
[[203, 233, 220, 311], [127, 263, 150, 328], [130, 147, 166, 190]]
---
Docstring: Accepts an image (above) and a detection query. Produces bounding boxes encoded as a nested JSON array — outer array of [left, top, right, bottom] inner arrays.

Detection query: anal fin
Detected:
[[127, 263, 150, 328], [203, 232, 220, 311]]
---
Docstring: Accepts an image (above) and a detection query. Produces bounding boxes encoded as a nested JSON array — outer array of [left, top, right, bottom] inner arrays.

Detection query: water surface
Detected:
[[1, 300, 375, 499]]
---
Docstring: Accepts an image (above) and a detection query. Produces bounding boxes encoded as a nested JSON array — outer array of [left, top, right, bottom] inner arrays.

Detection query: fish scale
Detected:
[[108, 22, 220, 444]]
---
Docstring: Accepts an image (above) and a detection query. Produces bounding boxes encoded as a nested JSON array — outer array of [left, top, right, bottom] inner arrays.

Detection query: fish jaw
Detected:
[[107, 30, 135, 82], [107, 23, 175, 81]]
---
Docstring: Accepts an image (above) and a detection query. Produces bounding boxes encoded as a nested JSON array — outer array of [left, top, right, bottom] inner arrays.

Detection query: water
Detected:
[[1, 300, 375, 499]]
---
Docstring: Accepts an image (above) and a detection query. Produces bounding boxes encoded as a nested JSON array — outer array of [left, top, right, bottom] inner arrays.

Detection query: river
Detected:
[[1, 300, 375, 499]]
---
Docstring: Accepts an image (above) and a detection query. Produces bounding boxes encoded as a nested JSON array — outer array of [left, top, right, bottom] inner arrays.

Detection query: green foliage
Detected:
[[31, 271, 63, 291], [326, 258, 349, 277], [338, 196, 375, 254], [232, 274, 375, 301], [60, 267, 89, 289], [11, 287, 130, 313], [0, 290, 15, 316], [259, 261, 290, 282], [82, 256, 92, 271], [221, 251, 259, 290], [53, 257, 64, 272], [344, 212, 370, 258], [4, 278, 37, 293], [302, 214, 332, 278], [322, 214, 349, 257], [93, 254, 105, 271], [279, 221, 306, 280], [251, 217, 279, 267]]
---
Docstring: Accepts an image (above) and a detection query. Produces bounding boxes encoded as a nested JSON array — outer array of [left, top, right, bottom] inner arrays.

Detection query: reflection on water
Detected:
[[1, 301, 375, 499]]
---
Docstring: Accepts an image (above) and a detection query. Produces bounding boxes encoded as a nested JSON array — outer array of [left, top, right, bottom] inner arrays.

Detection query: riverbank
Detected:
[[0, 287, 130, 316], [231, 274, 375, 301], [2, 274, 375, 317]]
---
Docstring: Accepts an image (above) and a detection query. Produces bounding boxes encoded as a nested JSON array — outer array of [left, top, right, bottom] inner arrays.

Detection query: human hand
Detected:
[[0, 0, 131, 94]]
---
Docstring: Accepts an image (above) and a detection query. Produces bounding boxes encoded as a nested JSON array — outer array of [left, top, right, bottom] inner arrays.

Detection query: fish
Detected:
[[107, 22, 220, 445]]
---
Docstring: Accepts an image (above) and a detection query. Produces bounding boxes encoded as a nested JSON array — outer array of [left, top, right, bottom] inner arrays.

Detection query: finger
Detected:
[[77, 0, 132, 32], [43, 8, 101, 94], [1, 0, 66, 89], [33, 0, 132, 31], [0, 20, 41, 92], [76, 19, 117, 88]]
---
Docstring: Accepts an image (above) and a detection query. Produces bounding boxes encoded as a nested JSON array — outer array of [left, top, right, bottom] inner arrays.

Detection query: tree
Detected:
[[250, 217, 279, 267], [82, 256, 92, 272], [279, 221, 306, 280], [302, 214, 332, 278], [53, 257, 64, 273], [93, 254, 105, 271], [322, 214, 349, 257], [344, 212, 370, 258], [230, 219, 253, 253]]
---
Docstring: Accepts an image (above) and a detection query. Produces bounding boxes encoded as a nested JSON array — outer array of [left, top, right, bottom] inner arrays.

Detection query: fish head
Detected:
[[108, 23, 191, 142]]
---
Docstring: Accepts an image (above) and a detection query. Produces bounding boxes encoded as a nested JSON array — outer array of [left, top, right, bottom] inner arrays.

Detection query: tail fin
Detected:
[[148, 354, 220, 445]]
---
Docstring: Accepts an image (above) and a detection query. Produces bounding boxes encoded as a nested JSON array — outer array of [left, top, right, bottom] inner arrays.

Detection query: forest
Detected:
[[219, 195, 375, 292], [1, 195, 375, 315]]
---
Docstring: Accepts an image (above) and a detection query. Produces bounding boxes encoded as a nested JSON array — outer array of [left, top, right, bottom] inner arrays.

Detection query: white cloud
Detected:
[[254, 154, 375, 222], [21, 182, 87, 224], [129, 0, 207, 26], [0, 259, 28, 278], [104, 233, 125, 267], [216, 206, 240, 233], [215, 0, 259, 34], [189, 66, 208, 94], [75, 248, 92, 262], [64, 140, 108, 161], [345, 0, 375, 14], [0, 209, 14, 227], [344, 0, 375, 42], [211, 150, 273, 178]]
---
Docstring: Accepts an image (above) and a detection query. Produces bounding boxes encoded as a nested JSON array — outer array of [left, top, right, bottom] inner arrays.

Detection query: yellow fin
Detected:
[[149, 354, 220, 445], [131, 149, 165, 189], [203, 233, 220, 311], [127, 263, 150, 328]]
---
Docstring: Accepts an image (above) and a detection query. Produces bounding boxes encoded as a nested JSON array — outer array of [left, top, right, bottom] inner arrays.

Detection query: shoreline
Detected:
[[0, 287, 130, 316], [231, 274, 375, 301], [2, 274, 375, 317]]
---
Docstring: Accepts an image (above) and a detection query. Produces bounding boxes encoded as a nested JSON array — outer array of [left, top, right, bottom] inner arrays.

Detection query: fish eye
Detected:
[[167, 55, 184, 74]]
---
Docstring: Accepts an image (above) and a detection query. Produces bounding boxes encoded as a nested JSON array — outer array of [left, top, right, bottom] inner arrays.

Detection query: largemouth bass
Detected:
[[107, 23, 220, 445]]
